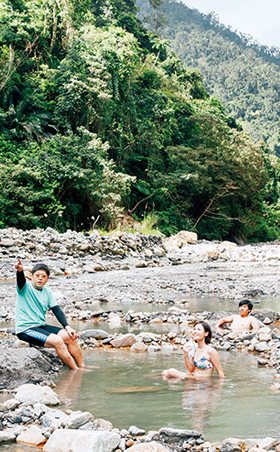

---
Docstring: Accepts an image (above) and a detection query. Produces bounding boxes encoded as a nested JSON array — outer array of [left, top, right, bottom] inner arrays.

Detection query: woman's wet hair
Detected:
[[31, 263, 50, 277], [239, 299, 253, 312], [195, 321, 212, 344]]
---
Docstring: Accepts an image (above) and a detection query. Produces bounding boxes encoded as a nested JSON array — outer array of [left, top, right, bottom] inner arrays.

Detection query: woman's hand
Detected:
[[183, 341, 196, 357]]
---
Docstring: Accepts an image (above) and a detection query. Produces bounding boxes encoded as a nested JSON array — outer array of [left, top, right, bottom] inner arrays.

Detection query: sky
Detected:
[[182, 0, 280, 49]]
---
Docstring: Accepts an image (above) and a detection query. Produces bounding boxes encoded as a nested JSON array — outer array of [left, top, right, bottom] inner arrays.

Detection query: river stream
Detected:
[[53, 348, 279, 442]]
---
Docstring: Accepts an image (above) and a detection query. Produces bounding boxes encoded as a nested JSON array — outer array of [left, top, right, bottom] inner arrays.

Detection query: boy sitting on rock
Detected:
[[15, 258, 84, 370], [217, 300, 260, 333]]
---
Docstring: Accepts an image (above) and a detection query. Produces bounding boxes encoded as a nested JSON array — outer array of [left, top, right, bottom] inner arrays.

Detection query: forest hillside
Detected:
[[138, 0, 280, 154], [0, 0, 279, 241]]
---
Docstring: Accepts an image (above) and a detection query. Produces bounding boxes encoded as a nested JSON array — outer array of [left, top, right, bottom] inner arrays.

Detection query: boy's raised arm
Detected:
[[15, 258, 26, 290]]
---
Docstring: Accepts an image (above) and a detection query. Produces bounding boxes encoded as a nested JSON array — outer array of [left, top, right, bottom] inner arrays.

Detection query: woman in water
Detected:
[[162, 321, 224, 379]]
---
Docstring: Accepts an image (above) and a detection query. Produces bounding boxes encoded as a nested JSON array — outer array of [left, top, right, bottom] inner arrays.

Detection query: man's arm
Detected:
[[250, 316, 260, 331], [50, 305, 69, 328], [50, 306, 78, 339], [15, 258, 26, 290], [217, 315, 234, 328]]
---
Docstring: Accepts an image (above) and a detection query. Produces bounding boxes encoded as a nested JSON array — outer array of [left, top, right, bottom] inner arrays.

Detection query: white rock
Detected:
[[4, 398, 20, 410], [0, 430, 16, 444], [258, 326, 272, 334], [15, 384, 60, 405], [128, 425, 146, 436], [108, 312, 122, 327], [131, 342, 148, 352], [258, 333, 271, 342], [16, 425, 46, 446], [254, 342, 269, 352], [43, 429, 120, 452], [128, 441, 171, 451], [164, 231, 198, 250], [256, 437, 276, 449], [263, 317, 273, 325], [94, 418, 113, 430], [67, 411, 93, 429], [111, 333, 137, 348]]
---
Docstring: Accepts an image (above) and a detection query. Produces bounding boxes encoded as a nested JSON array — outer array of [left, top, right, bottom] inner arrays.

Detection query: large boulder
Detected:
[[110, 333, 137, 348], [164, 231, 198, 250], [15, 384, 60, 405], [43, 429, 120, 452], [0, 347, 62, 390]]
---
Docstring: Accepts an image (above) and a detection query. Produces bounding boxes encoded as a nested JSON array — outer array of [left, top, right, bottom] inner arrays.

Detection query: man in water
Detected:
[[15, 258, 84, 370], [217, 300, 260, 333]]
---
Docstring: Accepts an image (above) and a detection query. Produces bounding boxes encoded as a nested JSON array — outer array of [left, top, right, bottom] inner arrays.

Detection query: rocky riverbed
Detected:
[[0, 228, 280, 450]]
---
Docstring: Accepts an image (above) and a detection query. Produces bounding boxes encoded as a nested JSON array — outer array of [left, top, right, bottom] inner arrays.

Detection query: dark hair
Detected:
[[31, 263, 50, 277], [239, 299, 253, 312], [195, 321, 212, 344]]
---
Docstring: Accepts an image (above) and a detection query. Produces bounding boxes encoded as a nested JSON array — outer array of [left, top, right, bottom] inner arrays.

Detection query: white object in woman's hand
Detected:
[[183, 341, 196, 357]]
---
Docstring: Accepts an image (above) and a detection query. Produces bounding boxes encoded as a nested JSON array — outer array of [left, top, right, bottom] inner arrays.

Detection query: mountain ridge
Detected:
[[138, 0, 280, 152]]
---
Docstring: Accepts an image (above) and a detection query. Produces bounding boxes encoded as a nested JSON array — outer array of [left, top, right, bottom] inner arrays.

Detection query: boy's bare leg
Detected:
[[58, 330, 84, 368], [45, 333, 79, 370]]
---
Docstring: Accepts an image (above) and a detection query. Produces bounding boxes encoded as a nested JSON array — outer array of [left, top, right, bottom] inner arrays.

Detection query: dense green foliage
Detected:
[[138, 0, 280, 153], [0, 0, 279, 240]]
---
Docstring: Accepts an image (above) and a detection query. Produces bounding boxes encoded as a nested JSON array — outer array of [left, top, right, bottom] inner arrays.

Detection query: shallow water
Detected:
[[99, 295, 280, 313], [54, 349, 279, 442]]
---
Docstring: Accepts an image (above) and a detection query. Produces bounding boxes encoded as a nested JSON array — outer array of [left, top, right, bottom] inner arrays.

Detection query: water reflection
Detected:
[[177, 379, 224, 431], [53, 349, 279, 441], [55, 367, 85, 407]]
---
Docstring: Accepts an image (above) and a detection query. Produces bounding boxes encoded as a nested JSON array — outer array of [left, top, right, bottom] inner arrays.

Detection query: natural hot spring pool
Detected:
[[54, 348, 280, 442]]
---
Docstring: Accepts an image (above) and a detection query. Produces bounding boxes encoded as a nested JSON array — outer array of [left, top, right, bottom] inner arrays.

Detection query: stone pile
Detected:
[[1, 228, 280, 281], [0, 383, 279, 452], [0, 227, 166, 278], [76, 308, 280, 380]]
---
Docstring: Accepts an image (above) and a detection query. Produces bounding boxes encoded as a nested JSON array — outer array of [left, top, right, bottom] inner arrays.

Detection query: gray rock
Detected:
[[79, 329, 109, 340], [41, 408, 69, 429], [159, 427, 203, 445], [0, 347, 62, 390]]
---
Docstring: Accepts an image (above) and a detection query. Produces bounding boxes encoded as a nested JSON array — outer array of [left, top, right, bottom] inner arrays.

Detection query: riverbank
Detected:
[[0, 228, 279, 450]]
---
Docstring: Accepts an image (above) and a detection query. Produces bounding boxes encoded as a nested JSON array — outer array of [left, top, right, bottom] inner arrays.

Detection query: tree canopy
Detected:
[[0, 0, 279, 241]]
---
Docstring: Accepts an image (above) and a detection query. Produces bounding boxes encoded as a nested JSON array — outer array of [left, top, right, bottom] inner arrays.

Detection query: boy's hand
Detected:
[[15, 258, 23, 272], [65, 325, 79, 340]]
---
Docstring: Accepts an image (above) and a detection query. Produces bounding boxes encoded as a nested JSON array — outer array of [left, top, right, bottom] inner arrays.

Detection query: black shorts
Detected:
[[17, 324, 62, 347]]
